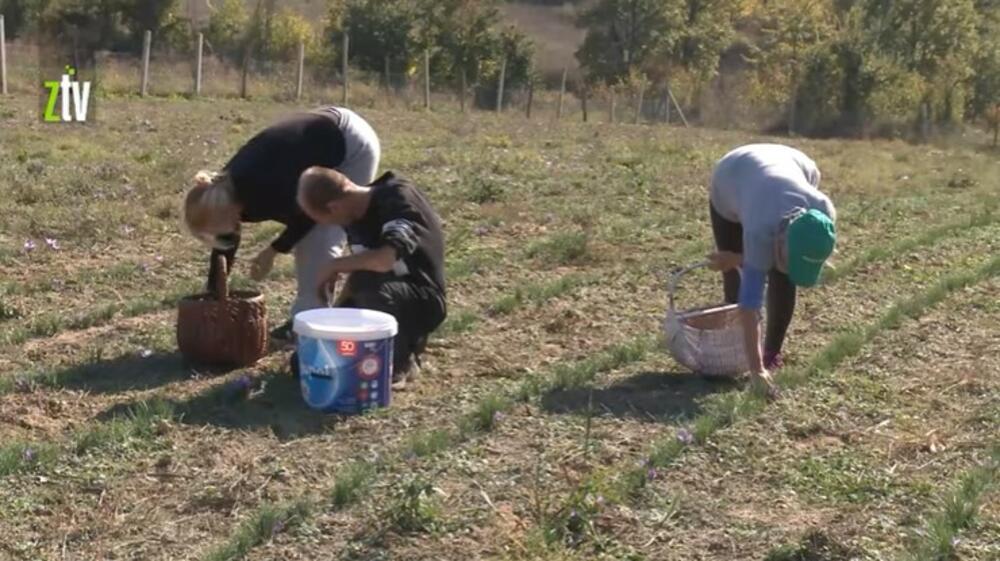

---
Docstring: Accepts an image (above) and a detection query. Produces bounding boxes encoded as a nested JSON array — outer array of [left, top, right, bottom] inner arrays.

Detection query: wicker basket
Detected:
[[177, 255, 269, 367], [662, 261, 755, 377]]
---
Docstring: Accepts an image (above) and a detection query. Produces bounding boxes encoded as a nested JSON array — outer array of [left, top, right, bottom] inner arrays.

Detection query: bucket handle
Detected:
[[667, 260, 711, 313], [213, 254, 229, 302]]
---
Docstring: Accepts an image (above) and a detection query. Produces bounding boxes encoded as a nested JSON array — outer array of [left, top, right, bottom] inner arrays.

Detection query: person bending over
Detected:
[[182, 106, 381, 340], [707, 144, 837, 396], [296, 167, 447, 389]]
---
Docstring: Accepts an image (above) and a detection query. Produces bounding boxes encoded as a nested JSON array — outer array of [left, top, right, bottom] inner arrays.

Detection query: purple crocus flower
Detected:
[[23, 448, 35, 463], [271, 518, 286, 537], [647, 467, 658, 480], [44, 238, 59, 250], [677, 428, 694, 445], [23, 239, 36, 252], [492, 411, 506, 424]]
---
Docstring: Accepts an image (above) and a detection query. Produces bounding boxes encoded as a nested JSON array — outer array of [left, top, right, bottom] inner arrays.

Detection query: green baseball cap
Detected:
[[786, 209, 836, 287]]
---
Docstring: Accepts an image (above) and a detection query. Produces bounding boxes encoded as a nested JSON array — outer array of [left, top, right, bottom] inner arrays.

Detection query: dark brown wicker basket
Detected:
[[177, 255, 269, 367]]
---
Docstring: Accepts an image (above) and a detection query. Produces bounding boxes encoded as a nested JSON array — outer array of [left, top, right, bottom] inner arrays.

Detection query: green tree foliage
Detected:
[[205, 0, 248, 60], [0, 0, 49, 38], [575, 0, 683, 84], [336, 0, 533, 100]]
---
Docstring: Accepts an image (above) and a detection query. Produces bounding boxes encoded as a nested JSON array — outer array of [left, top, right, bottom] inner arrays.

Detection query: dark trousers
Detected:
[[339, 271, 446, 374], [709, 204, 796, 354]]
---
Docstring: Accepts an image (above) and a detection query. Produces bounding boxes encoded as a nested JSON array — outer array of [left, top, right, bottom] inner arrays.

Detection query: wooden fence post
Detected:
[[666, 85, 689, 127], [634, 84, 644, 125], [341, 33, 349, 105], [496, 57, 506, 112], [526, 80, 534, 119], [0, 15, 8, 95], [460, 66, 467, 113], [383, 54, 391, 94], [556, 67, 567, 120], [295, 41, 305, 101], [423, 49, 431, 111], [609, 88, 616, 123], [194, 32, 203, 96], [140, 30, 152, 96]]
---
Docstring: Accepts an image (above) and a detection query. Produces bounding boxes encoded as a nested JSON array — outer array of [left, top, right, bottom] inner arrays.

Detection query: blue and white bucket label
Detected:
[[297, 335, 394, 414]]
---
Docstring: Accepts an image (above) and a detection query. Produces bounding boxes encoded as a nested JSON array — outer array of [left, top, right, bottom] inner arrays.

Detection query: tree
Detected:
[[749, 0, 838, 133], [0, 0, 49, 38], [575, 0, 684, 84]]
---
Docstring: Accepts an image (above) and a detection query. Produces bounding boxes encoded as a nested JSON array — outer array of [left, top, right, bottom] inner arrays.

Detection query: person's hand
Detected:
[[249, 247, 277, 281], [749, 369, 781, 401], [708, 251, 742, 272], [316, 273, 342, 305]]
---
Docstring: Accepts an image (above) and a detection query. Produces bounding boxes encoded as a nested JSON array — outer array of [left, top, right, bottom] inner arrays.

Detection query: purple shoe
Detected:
[[764, 350, 784, 371]]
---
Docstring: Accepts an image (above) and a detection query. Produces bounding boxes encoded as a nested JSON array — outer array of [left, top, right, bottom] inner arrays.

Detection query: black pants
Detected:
[[709, 204, 796, 354], [339, 271, 446, 375]]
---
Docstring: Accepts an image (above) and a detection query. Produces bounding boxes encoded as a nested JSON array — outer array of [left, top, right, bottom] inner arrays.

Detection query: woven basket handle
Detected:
[[213, 254, 229, 302], [667, 260, 711, 313]]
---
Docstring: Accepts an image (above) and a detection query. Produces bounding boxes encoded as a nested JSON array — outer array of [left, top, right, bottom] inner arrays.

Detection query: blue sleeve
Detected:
[[739, 266, 767, 310]]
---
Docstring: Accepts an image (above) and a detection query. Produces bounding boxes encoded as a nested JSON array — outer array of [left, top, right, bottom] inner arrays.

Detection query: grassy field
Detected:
[[0, 90, 998, 561]]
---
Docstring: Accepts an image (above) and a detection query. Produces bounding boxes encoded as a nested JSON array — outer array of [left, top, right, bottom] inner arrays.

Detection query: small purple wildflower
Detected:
[[951, 537, 960, 548], [473, 226, 489, 236], [271, 518, 286, 537], [647, 467, 658, 481], [594, 495, 605, 506], [155, 255, 164, 263], [44, 238, 59, 250], [23, 448, 35, 463], [23, 239, 36, 252], [492, 411, 506, 424], [676, 428, 694, 445], [141, 262, 153, 273]]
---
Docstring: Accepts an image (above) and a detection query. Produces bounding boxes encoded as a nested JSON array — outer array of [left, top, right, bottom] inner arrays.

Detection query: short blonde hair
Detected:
[[183, 171, 235, 234]]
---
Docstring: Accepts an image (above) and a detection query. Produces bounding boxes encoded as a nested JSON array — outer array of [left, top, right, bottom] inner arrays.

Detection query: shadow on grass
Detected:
[[37, 352, 206, 394], [98, 370, 340, 441], [541, 371, 738, 422]]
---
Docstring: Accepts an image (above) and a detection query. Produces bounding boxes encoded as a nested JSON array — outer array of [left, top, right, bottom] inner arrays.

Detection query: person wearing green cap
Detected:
[[706, 144, 837, 395]]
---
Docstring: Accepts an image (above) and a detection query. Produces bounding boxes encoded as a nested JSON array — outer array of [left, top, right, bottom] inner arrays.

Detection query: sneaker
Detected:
[[764, 350, 784, 371], [270, 320, 295, 344], [392, 359, 419, 392]]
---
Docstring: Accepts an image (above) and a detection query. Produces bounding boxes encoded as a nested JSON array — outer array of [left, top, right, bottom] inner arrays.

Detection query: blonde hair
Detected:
[[183, 171, 235, 235]]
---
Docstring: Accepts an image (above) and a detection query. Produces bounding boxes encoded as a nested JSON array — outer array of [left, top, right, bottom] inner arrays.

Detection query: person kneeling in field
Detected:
[[182, 106, 381, 341], [707, 144, 837, 396], [296, 167, 447, 389]]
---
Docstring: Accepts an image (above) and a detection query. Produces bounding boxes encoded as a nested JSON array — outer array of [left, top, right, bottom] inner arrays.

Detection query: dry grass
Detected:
[[0, 87, 999, 560]]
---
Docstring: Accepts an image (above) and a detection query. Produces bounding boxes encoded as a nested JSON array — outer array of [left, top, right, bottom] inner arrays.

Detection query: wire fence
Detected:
[[0, 25, 696, 127]]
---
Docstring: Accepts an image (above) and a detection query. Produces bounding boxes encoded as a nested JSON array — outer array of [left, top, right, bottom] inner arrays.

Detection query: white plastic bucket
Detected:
[[293, 308, 398, 414]]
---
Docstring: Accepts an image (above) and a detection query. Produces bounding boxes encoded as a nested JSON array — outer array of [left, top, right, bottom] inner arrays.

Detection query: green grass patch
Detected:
[[902, 447, 999, 561], [0, 441, 60, 477], [460, 394, 512, 435], [404, 429, 455, 459], [436, 310, 479, 337], [489, 273, 593, 316], [201, 500, 313, 561], [330, 460, 377, 510], [386, 477, 441, 534], [74, 398, 174, 455], [525, 232, 591, 265]]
